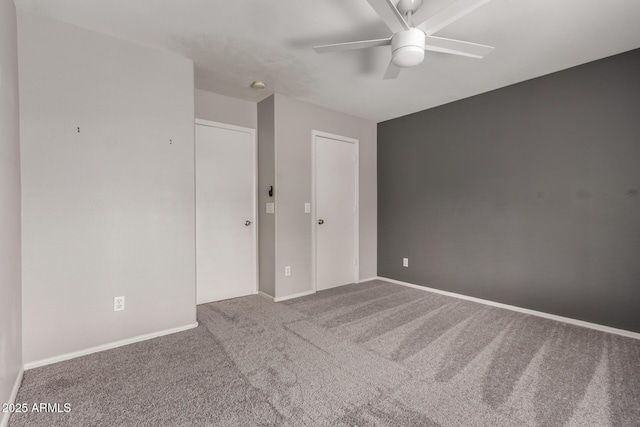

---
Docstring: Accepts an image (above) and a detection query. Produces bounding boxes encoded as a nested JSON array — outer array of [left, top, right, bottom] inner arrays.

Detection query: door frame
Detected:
[[194, 118, 259, 302], [311, 130, 360, 293]]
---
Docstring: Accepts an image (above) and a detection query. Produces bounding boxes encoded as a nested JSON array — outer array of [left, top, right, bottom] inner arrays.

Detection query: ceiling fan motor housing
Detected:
[[397, 0, 424, 15], [391, 28, 426, 68]]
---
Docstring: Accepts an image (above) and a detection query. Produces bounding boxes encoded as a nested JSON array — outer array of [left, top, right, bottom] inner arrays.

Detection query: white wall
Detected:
[[273, 95, 377, 298], [195, 89, 257, 129], [19, 13, 196, 365], [0, 0, 23, 419]]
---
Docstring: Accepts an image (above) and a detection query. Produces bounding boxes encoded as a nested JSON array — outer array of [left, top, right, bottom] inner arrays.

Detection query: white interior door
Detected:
[[315, 133, 358, 291], [195, 120, 256, 304]]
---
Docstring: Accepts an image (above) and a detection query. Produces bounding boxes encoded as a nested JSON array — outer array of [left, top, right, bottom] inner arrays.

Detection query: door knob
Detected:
[[245, 220, 252, 226], [318, 219, 324, 225]]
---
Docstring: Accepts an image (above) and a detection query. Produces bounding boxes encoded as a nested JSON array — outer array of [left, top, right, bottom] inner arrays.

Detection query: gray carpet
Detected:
[[8, 280, 640, 426]]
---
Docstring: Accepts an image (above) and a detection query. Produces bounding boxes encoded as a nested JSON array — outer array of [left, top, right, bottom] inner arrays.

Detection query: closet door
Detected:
[[315, 133, 358, 291], [195, 120, 256, 304]]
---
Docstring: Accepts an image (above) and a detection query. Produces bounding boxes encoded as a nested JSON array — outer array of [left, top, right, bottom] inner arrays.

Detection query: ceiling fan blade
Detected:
[[314, 37, 392, 53], [366, 0, 410, 33], [383, 61, 401, 80], [425, 35, 494, 58], [417, 0, 492, 35]]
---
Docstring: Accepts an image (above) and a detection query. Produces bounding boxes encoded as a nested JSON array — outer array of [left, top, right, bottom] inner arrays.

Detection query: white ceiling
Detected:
[[15, 0, 640, 122]]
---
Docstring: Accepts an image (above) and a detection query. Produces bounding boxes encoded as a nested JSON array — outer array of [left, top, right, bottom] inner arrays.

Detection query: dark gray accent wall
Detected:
[[378, 48, 640, 332]]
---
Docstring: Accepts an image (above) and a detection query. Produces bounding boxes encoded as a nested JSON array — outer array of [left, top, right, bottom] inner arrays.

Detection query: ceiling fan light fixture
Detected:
[[392, 45, 424, 68], [313, 0, 495, 79], [391, 28, 426, 68]]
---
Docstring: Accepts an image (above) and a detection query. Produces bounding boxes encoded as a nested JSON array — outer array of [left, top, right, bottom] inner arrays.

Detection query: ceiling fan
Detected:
[[314, 0, 494, 79]]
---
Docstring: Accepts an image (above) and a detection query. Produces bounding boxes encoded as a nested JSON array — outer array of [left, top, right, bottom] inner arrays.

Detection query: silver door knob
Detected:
[[245, 220, 252, 226], [318, 219, 324, 225]]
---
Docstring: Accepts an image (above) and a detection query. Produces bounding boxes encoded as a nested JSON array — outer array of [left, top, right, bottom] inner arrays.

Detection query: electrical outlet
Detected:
[[114, 296, 125, 311], [403, 258, 409, 267], [304, 203, 311, 213], [285, 266, 291, 276]]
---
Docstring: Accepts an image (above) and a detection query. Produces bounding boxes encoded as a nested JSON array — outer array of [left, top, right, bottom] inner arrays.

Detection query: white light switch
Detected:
[[403, 258, 409, 267], [304, 203, 311, 213], [266, 203, 275, 214]]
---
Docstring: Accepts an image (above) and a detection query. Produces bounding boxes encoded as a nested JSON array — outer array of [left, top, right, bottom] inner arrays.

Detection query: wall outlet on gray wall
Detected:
[[114, 296, 125, 311], [285, 266, 291, 276], [403, 258, 408, 267]]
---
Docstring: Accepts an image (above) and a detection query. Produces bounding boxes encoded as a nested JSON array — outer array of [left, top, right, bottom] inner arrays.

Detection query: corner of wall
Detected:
[[257, 95, 276, 298], [0, 0, 23, 417]]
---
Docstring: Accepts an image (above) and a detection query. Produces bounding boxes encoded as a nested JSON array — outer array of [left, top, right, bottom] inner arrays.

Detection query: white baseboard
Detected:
[[357, 276, 379, 283], [258, 291, 274, 301], [24, 322, 199, 370], [378, 276, 640, 341], [1, 367, 24, 427], [274, 290, 315, 302]]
